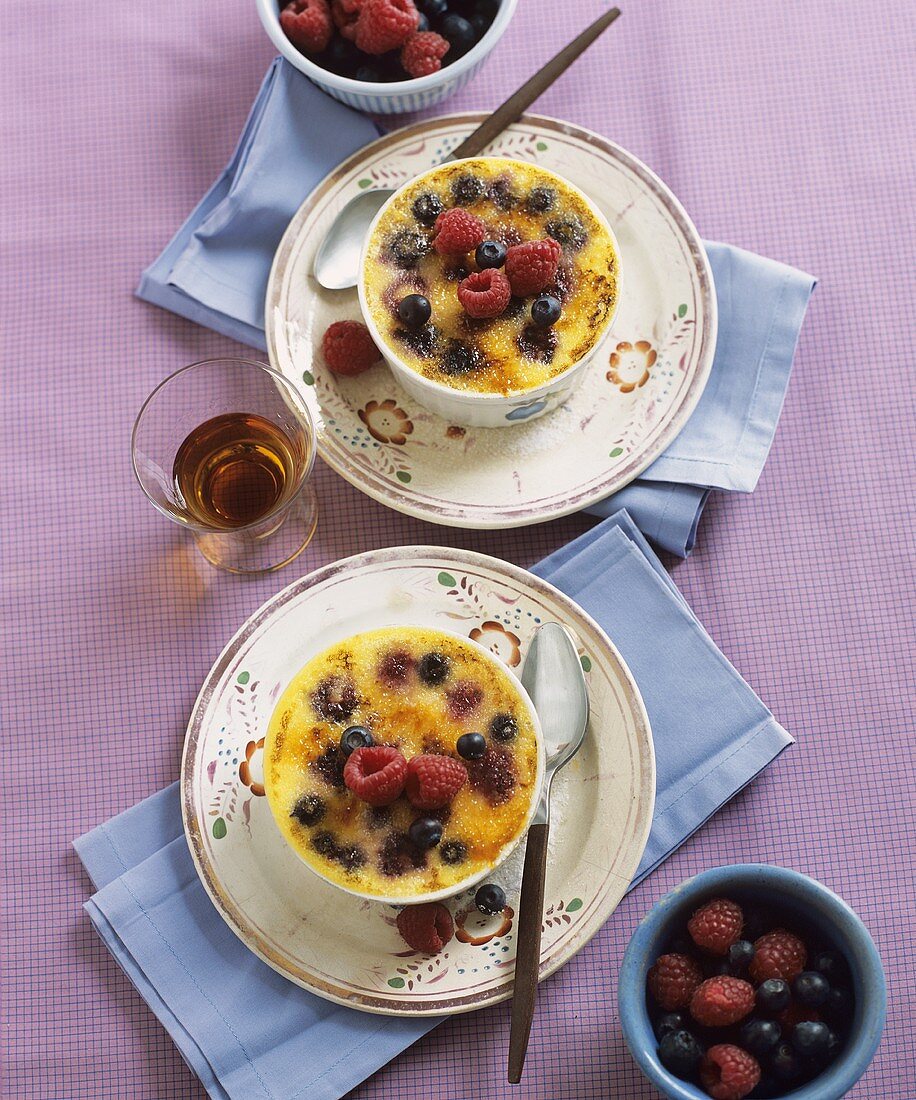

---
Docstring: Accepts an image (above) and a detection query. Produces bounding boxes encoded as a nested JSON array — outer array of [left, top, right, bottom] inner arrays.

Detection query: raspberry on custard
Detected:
[[456, 269, 511, 319], [690, 976, 756, 1028], [504, 237, 562, 297], [401, 31, 450, 77], [279, 0, 334, 53], [699, 1044, 761, 1100], [321, 320, 381, 376], [432, 207, 487, 256], [647, 953, 703, 1011], [343, 745, 407, 806], [355, 0, 419, 55], [405, 753, 467, 809], [396, 902, 454, 953], [688, 897, 744, 956]]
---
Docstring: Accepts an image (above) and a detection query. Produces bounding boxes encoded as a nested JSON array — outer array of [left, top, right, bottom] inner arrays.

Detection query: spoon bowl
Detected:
[[313, 188, 393, 291]]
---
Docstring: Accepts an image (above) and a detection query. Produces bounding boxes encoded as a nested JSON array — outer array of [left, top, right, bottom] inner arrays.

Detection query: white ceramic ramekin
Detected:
[[358, 157, 622, 428], [264, 626, 546, 906], [255, 0, 518, 115]]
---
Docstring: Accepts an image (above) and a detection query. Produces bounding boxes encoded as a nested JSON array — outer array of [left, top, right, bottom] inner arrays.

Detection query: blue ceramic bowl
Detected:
[[619, 865, 886, 1100]]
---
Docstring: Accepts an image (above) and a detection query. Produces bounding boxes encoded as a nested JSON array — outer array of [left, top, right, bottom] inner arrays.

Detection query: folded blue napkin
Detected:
[[137, 59, 815, 557], [75, 509, 792, 1100]]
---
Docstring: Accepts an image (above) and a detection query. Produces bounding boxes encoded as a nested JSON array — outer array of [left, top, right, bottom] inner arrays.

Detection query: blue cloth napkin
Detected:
[[137, 58, 815, 557], [74, 509, 792, 1100]]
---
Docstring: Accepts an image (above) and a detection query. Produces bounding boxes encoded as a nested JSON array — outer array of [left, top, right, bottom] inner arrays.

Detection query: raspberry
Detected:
[[401, 31, 450, 77], [343, 745, 408, 806], [647, 953, 703, 1011], [690, 977, 756, 1027], [331, 0, 363, 38], [280, 0, 333, 53], [321, 320, 381, 376], [456, 269, 511, 318], [504, 238, 562, 297], [396, 902, 454, 953], [405, 753, 467, 809], [749, 930, 807, 984], [432, 208, 487, 256], [699, 1045, 761, 1100], [688, 898, 745, 956], [355, 0, 419, 54]]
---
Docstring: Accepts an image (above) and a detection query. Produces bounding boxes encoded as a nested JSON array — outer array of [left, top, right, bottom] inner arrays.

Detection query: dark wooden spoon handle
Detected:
[[448, 7, 622, 162], [507, 820, 550, 1083]]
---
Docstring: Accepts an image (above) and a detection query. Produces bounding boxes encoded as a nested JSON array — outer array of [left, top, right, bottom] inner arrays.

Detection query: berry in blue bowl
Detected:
[[618, 865, 885, 1100]]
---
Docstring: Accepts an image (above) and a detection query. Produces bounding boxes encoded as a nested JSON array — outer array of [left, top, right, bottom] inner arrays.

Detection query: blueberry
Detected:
[[822, 986, 853, 1025], [409, 816, 444, 849], [324, 36, 360, 73], [416, 12, 430, 30], [756, 978, 791, 1016], [311, 831, 339, 858], [810, 950, 849, 984], [727, 939, 756, 972], [290, 793, 325, 827], [420, 0, 448, 16], [488, 177, 518, 210], [739, 1018, 781, 1058], [355, 64, 383, 82], [412, 190, 444, 226], [489, 712, 518, 742], [440, 14, 476, 56], [337, 844, 366, 872], [474, 0, 500, 16], [790, 1020, 831, 1059], [475, 240, 507, 269], [450, 172, 485, 205], [769, 1041, 803, 1083], [546, 215, 586, 251], [395, 324, 438, 358], [821, 1028, 843, 1064], [397, 293, 432, 329], [792, 970, 830, 1008], [440, 339, 480, 376], [312, 676, 358, 723], [531, 294, 562, 328], [387, 229, 429, 269], [418, 651, 451, 684], [657, 1030, 703, 1078], [440, 839, 467, 864], [456, 732, 487, 759], [517, 324, 557, 363], [525, 185, 557, 214], [340, 725, 373, 756], [704, 957, 733, 977], [469, 11, 489, 36], [654, 1012, 685, 1039], [475, 883, 506, 914]]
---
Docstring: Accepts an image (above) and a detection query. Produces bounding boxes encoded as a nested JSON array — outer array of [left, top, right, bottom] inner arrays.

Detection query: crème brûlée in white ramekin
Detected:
[[264, 626, 544, 904], [358, 157, 620, 427]]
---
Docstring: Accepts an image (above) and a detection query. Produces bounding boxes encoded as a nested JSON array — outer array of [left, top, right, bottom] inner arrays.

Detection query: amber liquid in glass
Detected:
[[173, 413, 298, 528]]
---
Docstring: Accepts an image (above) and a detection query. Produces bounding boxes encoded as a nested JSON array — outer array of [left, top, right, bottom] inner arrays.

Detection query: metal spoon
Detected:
[[508, 621, 590, 1083], [313, 7, 622, 290]]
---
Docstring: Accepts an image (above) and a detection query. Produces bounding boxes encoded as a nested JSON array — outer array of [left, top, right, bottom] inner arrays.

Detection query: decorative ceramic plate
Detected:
[[266, 114, 716, 529], [181, 547, 655, 1015]]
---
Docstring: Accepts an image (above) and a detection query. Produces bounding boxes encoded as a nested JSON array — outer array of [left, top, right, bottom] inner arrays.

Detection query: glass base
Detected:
[[193, 484, 318, 574]]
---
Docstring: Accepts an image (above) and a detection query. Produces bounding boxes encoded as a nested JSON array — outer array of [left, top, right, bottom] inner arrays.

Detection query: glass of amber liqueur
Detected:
[[132, 358, 318, 573]]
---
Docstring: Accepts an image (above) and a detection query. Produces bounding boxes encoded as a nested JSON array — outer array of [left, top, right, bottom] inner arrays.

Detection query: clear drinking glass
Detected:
[[132, 358, 318, 573]]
